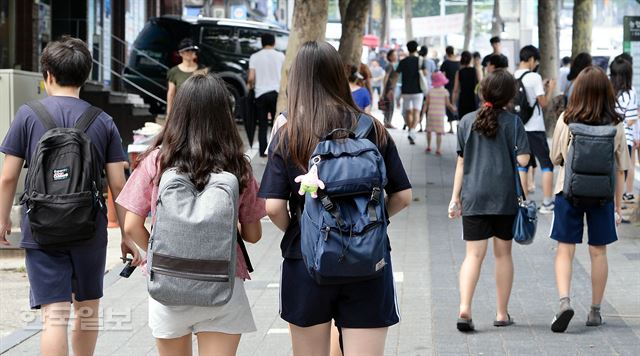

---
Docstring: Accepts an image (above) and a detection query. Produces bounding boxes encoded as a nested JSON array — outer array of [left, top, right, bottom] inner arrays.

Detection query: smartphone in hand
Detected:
[[119, 257, 136, 278]]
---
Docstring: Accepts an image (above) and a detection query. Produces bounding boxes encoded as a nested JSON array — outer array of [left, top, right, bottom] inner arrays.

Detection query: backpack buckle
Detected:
[[320, 195, 334, 211], [368, 187, 381, 222]]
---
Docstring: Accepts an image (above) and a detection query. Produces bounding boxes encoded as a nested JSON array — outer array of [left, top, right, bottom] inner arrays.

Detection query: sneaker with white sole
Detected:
[[538, 202, 555, 214], [622, 193, 635, 202]]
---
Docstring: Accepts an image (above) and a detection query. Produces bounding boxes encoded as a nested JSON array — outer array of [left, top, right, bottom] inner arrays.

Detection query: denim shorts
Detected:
[[550, 194, 618, 246]]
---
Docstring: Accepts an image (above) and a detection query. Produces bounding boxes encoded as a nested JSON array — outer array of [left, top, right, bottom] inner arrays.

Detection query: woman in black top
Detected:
[[453, 51, 482, 119], [259, 41, 412, 356], [440, 46, 461, 127]]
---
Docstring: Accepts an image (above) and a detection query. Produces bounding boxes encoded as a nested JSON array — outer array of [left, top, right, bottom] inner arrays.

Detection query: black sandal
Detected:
[[493, 314, 514, 327], [457, 317, 475, 332]]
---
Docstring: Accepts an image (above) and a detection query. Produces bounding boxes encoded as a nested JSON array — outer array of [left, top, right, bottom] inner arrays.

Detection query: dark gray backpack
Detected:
[[148, 169, 239, 306], [563, 123, 617, 206]]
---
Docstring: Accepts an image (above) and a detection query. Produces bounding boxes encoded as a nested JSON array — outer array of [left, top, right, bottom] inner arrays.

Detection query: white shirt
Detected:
[[514, 69, 546, 132], [616, 88, 638, 146], [249, 48, 285, 98]]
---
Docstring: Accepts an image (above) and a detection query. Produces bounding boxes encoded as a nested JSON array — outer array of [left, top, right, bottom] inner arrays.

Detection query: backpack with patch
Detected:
[[562, 122, 617, 206], [299, 114, 389, 285], [22, 100, 105, 246], [511, 71, 538, 124], [147, 169, 239, 306]]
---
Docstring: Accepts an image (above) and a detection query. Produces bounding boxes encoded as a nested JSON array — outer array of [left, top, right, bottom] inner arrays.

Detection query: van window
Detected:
[[201, 27, 236, 53], [238, 29, 289, 55]]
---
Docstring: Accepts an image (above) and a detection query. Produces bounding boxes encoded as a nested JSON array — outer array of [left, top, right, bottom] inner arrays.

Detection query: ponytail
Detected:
[[473, 102, 500, 138]]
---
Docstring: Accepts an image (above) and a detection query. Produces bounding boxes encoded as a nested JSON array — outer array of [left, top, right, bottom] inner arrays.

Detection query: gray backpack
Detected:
[[563, 123, 617, 205], [147, 169, 239, 306]]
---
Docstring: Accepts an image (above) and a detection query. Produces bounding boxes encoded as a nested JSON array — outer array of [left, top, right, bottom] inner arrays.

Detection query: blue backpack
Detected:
[[300, 114, 389, 284]]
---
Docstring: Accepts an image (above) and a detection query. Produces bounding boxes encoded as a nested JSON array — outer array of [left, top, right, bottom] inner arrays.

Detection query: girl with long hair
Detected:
[[609, 56, 637, 204], [549, 66, 628, 332], [449, 69, 530, 332], [259, 41, 412, 356], [116, 74, 265, 356], [452, 51, 482, 121]]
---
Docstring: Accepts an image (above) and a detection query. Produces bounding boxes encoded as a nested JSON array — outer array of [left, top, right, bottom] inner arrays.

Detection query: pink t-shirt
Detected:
[[115, 150, 266, 280]]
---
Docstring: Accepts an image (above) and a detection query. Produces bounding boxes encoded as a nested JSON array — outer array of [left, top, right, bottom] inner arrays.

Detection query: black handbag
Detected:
[[510, 117, 537, 245]]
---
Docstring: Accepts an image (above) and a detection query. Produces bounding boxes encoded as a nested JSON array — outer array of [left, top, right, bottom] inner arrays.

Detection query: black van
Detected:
[[123, 16, 289, 114]]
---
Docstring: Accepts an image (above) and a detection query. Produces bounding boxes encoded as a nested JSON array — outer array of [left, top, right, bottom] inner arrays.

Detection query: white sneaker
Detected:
[[538, 202, 555, 214]]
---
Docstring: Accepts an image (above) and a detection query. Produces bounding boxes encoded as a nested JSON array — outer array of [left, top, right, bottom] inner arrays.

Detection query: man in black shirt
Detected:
[[394, 40, 426, 145], [481, 36, 509, 69]]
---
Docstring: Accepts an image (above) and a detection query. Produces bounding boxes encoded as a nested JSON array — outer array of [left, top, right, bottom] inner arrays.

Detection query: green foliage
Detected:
[[391, 0, 439, 18]]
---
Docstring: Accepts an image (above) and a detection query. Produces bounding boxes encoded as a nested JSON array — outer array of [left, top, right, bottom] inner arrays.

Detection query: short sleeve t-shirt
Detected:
[[115, 150, 266, 280], [0, 96, 127, 248], [615, 89, 638, 146], [352, 87, 372, 110], [457, 111, 530, 216], [249, 48, 285, 98], [258, 115, 412, 260], [396, 55, 426, 94], [513, 69, 546, 132], [166, 65, 204, 89]]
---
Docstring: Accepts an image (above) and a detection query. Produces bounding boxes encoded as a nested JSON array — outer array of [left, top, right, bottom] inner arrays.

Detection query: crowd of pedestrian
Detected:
[[0, 32, 636, 356]]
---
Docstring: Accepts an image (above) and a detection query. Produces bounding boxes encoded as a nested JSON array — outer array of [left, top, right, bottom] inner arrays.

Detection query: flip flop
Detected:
[[493, 314, 514, 327], [456, 317, 475, 332]]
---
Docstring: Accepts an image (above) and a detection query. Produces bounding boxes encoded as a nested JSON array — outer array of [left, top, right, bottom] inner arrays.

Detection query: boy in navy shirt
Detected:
[[0, 37, 141, 355]]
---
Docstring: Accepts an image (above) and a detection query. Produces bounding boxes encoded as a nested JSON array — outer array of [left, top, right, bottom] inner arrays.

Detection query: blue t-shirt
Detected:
[[0, 96, 127, 248], [351, 87, 371, 110], [258, 115, 412, 259]]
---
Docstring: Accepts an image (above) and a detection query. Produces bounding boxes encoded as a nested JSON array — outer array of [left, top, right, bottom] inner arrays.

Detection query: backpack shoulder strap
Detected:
[[517, 70, 532, 81], [75, 106, 103, 133], [26, 100, 57, 131], [354, 114, 374, 139]]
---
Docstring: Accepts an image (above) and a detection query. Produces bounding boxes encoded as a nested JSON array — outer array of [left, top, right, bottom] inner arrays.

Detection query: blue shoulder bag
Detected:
[[511, 117, 537, 245]]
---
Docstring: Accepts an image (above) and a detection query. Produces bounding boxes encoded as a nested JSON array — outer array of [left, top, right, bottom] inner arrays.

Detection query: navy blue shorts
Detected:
[[526, 131, 553, 171], [550, 194, 618, 246], [25, 240, 107, 309], [280, 257, 400, 328]]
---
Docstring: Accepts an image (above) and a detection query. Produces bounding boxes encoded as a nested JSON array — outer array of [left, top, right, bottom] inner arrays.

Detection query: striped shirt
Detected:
[[616, 89, 638, 146]]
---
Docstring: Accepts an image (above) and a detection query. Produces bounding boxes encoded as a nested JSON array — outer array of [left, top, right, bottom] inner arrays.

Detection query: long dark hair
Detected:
[[567, 52, 592, 81], [473, 69, 516, 138], [280, 41, 387, 169], [143, 73, 251, 191], [460, 51, 472, 66], [564, 66, 622, 126], [609, 57, 632, 94]]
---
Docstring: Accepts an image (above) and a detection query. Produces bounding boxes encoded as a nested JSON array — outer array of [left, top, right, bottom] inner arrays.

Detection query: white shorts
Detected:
[[148, 278, 257, 339], [402, 93, 424, 112]]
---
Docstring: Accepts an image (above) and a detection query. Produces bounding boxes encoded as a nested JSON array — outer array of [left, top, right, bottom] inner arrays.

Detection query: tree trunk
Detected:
[[538, 0, 559, 136], [380, 0, 389, 46], [491, 0, 503, 37], [276, 0, 329, 113], [463, 0, 473, 50], [338, 0, 371, 67], [571, 0, 592, 58], [404, 0, 413, 42]]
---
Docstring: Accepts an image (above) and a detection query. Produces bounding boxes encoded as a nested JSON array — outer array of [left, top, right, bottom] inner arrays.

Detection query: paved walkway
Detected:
[[2, 112, 639, 355]]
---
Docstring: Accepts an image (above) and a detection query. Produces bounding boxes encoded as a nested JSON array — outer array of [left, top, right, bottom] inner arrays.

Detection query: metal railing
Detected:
[[91, 58, 167, 105], [110, 34, 169, 71]]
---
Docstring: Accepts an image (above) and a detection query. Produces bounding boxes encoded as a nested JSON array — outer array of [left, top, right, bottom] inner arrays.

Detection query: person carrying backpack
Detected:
[[513, 45, 557, 214], [259, 41, 412, 356], [116, 73, 265, 355], [449, 69, 530, 332], [0, 36, 141, 355], [549, 66, 629, 333]]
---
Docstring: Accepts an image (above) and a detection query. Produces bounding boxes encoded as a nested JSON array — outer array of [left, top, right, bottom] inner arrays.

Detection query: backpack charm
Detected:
[[294, 164, 325, 198]]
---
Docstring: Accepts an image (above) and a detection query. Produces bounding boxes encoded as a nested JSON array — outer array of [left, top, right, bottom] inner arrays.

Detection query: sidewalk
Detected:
[[1, 112, 639, 355]]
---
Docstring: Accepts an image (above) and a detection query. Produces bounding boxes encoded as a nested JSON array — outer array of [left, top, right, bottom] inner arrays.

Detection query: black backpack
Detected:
[[562, 122, 617, 206], [511, 71, 538, 124], [22, 100, 106, 246]]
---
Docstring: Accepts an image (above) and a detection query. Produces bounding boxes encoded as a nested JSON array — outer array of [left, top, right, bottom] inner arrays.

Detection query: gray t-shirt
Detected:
[[456, 111, 530, 216]]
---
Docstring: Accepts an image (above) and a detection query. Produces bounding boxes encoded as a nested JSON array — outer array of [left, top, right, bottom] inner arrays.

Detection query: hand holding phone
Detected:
[[119, 257, 136, 278]]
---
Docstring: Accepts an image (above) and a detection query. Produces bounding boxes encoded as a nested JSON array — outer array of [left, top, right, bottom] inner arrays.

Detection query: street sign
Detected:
[[623, 16, 640, 93], [231, 5, 247, 20]]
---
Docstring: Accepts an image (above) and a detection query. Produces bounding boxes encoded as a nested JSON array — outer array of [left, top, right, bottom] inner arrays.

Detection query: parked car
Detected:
[[123, 16, 289, 115]]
